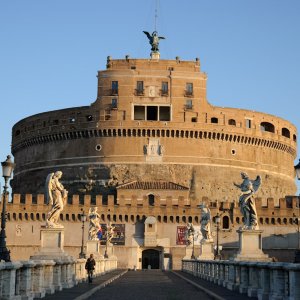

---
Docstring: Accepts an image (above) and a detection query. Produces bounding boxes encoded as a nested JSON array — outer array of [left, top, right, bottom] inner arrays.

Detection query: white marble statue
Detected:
[[234, 172, 261, 230], [45, 171, 68, 228], [88, 207, 101, 240], [199, 204, 213, 242], [186, 223, 195, 245], [106, 222, 115, 244]]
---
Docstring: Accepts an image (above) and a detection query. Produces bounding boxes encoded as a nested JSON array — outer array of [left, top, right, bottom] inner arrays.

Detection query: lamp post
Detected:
[[0, 155, 15, 262], [294, 160, 300, 262], [214, 212, 221, 260], [191, 230, 196, 259], [104, 223, 109, 258], [79, 212, 87, 259]]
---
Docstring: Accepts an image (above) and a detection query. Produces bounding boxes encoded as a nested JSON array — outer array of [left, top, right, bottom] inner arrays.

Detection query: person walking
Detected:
[[85, 254, 96, 283]]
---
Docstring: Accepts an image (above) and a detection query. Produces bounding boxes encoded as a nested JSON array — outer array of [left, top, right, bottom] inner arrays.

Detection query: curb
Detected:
[[74, 269, 128, 300]]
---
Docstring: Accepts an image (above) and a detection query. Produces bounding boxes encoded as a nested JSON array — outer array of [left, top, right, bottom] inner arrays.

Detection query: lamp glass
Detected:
[[1, 156, 15, 178], [215, 215, 221, 224], [81, 213, 87, 222]]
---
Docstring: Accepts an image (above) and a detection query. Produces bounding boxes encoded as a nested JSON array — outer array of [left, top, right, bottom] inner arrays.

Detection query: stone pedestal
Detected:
[[30, 227, 71, 260], [86, 240, 103, 258], [199, 240, 214, 260], [104, 244, 116, 259], [151, 51, 160, 60], [184, 246, 196, 260], [233, 229, 271, 262]]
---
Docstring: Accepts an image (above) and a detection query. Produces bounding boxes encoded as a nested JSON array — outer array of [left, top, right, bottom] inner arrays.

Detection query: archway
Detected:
[[142, 249, 160, 269]]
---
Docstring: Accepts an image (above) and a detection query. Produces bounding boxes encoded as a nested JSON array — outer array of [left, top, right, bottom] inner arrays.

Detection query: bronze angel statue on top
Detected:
[[234, 172, 262, 230], [45, 171, 68, 228], [143, 31, 165, 52]]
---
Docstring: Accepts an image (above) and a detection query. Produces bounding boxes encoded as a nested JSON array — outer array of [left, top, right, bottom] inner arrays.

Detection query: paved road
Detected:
[[43, 269, 249, 300], [87, 270, 214, 300]]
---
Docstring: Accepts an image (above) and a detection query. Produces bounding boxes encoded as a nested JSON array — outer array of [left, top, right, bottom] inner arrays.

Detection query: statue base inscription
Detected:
[[232, 229, 271, 262], [31, 227, 72, 260], [199, 240, 214, 260]]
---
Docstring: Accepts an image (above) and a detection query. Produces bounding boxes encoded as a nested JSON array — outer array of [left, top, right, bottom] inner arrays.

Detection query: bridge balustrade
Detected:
[[0, 257, 117, 299], [182, 259, 300, 299]]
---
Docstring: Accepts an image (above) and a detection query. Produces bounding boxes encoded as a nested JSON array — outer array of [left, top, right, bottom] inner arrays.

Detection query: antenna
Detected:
[[154, 0, 159, 31]]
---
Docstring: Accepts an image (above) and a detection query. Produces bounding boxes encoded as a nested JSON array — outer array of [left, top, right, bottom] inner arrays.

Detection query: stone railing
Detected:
[[182, 259, 300, 299], [0, 257, 118, 299]]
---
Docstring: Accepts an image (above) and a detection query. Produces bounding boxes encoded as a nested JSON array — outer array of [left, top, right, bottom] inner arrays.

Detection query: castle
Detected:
[[5, 37, 299, 269]]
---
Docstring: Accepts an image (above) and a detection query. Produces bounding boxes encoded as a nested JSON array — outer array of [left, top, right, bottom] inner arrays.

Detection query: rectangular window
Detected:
[[147, 106, 158, 121], [134, 106, 145, 120], [185, 99, 193, 109], [161, 82, 168, 95], [186, 83, 193, 96], [111, 98, 118, 109], [246, 119, 252, 129], [111, 81, 118, 95], [159, 106, 170, 121], [136, 81, 144, 95]]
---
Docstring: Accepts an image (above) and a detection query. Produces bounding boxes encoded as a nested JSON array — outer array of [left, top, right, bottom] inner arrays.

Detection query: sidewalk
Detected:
[[43, 269, 127, 300]]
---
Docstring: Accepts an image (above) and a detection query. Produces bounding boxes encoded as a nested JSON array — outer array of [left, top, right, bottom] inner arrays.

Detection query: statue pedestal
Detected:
[[198, 240, 214, 260], [233, 229, 271, 262], [104, 244, 116, 259], [184, 246, 195, 260], [151, 51, 160, 60], [31, 227, 71, 260], [86, 240, 103, 258]]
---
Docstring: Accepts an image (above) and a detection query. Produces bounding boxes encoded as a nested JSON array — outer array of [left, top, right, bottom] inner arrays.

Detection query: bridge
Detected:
[[1, 257, 300, 299]]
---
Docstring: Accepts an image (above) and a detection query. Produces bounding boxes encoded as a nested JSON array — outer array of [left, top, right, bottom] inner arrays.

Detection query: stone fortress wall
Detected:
[[10, 57, 297, 201], [5, 193, 300, 265]]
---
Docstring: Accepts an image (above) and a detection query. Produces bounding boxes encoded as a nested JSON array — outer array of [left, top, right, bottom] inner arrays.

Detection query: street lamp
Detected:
[[293, 160, 300, 262], [214, 212, 221, 260], [0, 155, 15, 262], [191, 230, 196, 259], [79, 212, 87, 258]]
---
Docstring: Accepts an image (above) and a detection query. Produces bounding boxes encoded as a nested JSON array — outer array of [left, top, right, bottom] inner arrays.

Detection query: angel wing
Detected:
[[143, 31, 152, 40], [251, 175, 262, 193], [158, 36, 165, 40], [45, 173, 54, 205]]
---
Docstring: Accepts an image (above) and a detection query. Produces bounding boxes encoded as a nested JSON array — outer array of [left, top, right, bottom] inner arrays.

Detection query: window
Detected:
[[134, 105, 170, 121], [245, 119, 251, 128], [161, 82, 168, 95], [281, 128, 290, 138], [222, 216, 230, 229], [185, 83, 193, 96], [228, 119, 236, 126], [111, 98, 118, 109], [191, 117, 197, 122], [159, 106, 170, 121], [136, 81, 144, 95], [260, 122, 275, 133], [69, 117, 76, 123], [211, 117, 218, 124], [148, 194, 155, 206], [134, 106, 145, 120], [111, 81, 118, 95], [86, 115, 93, 121], [185, 99, 193, 109], [147, 106, 158, 121]]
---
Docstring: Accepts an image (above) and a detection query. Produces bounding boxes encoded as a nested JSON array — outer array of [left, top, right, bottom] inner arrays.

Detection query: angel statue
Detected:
[[233, 172, 262, 230], [199, 203, 213, 242], [45, 171, 68, 228], [186, 223, 195, 246], [143, 31, 165, 52], [106, 222, 115, 244], [88, 207, 101, 240]]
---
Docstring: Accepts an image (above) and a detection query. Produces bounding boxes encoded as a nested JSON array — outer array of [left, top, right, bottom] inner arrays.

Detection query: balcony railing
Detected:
[[135, 89, 145, 96]]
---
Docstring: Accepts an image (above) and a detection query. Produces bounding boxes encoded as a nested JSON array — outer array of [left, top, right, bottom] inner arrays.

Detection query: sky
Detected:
[[1, 0, 300, 192]]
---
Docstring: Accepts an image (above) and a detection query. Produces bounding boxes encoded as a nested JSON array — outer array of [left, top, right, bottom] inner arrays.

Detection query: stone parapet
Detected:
[[182, 259, 300, 300], [0, 257, 118, 299]]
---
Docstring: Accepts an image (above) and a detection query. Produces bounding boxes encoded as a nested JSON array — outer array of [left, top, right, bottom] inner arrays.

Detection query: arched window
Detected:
[[148, 194, 155, 206], [211, 117, 218, 124], [260, 122, 275, 133], [228, 119, 236, 126], [222, 216, 230, 229], [293, 134, 297, 142], [281, 128, 290, 138]]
